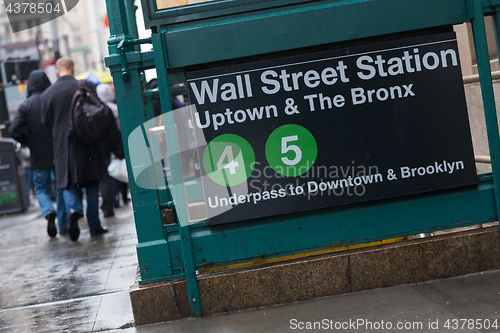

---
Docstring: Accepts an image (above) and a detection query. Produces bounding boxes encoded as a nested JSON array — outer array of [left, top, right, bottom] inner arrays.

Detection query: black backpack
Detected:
[[70, 80, 111, 147]]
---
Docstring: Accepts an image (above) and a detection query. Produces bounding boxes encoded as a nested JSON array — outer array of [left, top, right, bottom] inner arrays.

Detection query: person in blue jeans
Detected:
[[32, 168, 68, 233], [10, 70, 67, 237], [62, 180, 101, 233]]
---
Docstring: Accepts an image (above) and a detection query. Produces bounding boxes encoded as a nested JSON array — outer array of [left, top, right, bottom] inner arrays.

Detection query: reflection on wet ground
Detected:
[[0, 202, 137, 332]]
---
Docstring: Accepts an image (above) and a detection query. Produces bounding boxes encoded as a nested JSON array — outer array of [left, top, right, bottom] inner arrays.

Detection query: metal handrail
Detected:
[[475, 155, 491, 163]]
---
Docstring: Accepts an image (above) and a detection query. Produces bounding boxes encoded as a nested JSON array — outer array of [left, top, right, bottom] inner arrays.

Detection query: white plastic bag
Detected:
[[108, 159, 129, 183]]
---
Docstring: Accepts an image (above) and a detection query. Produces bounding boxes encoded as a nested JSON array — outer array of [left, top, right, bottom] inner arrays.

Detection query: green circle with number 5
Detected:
[[203, 134, 255, 186], [265, 124, 317, 177]]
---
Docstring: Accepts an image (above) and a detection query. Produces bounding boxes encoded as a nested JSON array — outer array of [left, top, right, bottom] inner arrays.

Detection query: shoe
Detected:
[[59, 228, 69, 235], [69, 210, 82, 241], [90, 227, 108, 236], [46, 211, 57, 238]]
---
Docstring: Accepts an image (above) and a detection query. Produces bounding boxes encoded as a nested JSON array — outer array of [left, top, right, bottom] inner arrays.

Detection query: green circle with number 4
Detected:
[[265, 124, 317, 177], [203, 134, 255, 186]]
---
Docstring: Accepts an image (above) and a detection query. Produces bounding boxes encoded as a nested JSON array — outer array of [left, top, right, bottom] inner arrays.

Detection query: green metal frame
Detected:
[[105, 0, 500, 317], [142, 0, 319, 27]]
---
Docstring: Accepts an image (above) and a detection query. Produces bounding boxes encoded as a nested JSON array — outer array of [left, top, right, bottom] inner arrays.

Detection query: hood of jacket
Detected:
[[27, 70, 51, 98], [96, 83, 115, 104]]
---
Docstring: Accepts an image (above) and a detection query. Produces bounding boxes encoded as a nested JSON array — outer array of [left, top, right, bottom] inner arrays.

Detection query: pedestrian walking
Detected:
[[96, 83, 126, 217], [9, 70, 68, 238], [41, 57, 108, 241]]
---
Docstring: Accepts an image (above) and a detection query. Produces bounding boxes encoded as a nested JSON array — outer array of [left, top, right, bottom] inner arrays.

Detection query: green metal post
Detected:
[[105, 0, 173, 281], [105, 0, 134, 54], [151, 32, 202, 316], [470, 0, 500, 221], [125, 0, 140, 40]]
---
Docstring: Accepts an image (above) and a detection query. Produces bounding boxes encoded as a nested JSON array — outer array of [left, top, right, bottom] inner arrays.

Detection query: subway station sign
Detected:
[[186, 32, 478, 225]]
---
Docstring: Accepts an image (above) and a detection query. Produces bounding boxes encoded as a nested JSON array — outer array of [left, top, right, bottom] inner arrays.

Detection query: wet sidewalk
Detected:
[[0, 202, 499, 332], [0, 202, 137, 332]]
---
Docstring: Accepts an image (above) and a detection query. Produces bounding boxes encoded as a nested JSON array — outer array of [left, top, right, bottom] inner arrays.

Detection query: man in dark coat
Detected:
[[9, 70, 67, 238], [41, 57, 107, 241]]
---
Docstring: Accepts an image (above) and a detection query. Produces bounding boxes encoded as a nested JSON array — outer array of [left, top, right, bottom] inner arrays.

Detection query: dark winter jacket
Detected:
[[99, 110, 124, 169], [9, 70, 53, 169], [41, 76, 103, 189]]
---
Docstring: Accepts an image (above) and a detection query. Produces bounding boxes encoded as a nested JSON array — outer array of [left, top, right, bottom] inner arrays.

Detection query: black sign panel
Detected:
[[186, 32, 478, 225]]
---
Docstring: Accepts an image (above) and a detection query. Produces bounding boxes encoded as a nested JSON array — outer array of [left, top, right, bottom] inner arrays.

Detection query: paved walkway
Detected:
[[0, 202, 499, 332], [0, 202, 137, 332]]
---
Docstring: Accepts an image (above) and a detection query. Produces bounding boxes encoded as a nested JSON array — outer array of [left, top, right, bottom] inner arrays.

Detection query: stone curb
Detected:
[[130, 226, 500, 326]]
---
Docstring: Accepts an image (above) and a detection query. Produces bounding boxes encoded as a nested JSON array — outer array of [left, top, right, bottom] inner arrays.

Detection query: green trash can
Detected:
[[0, 138, 28, 214]]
